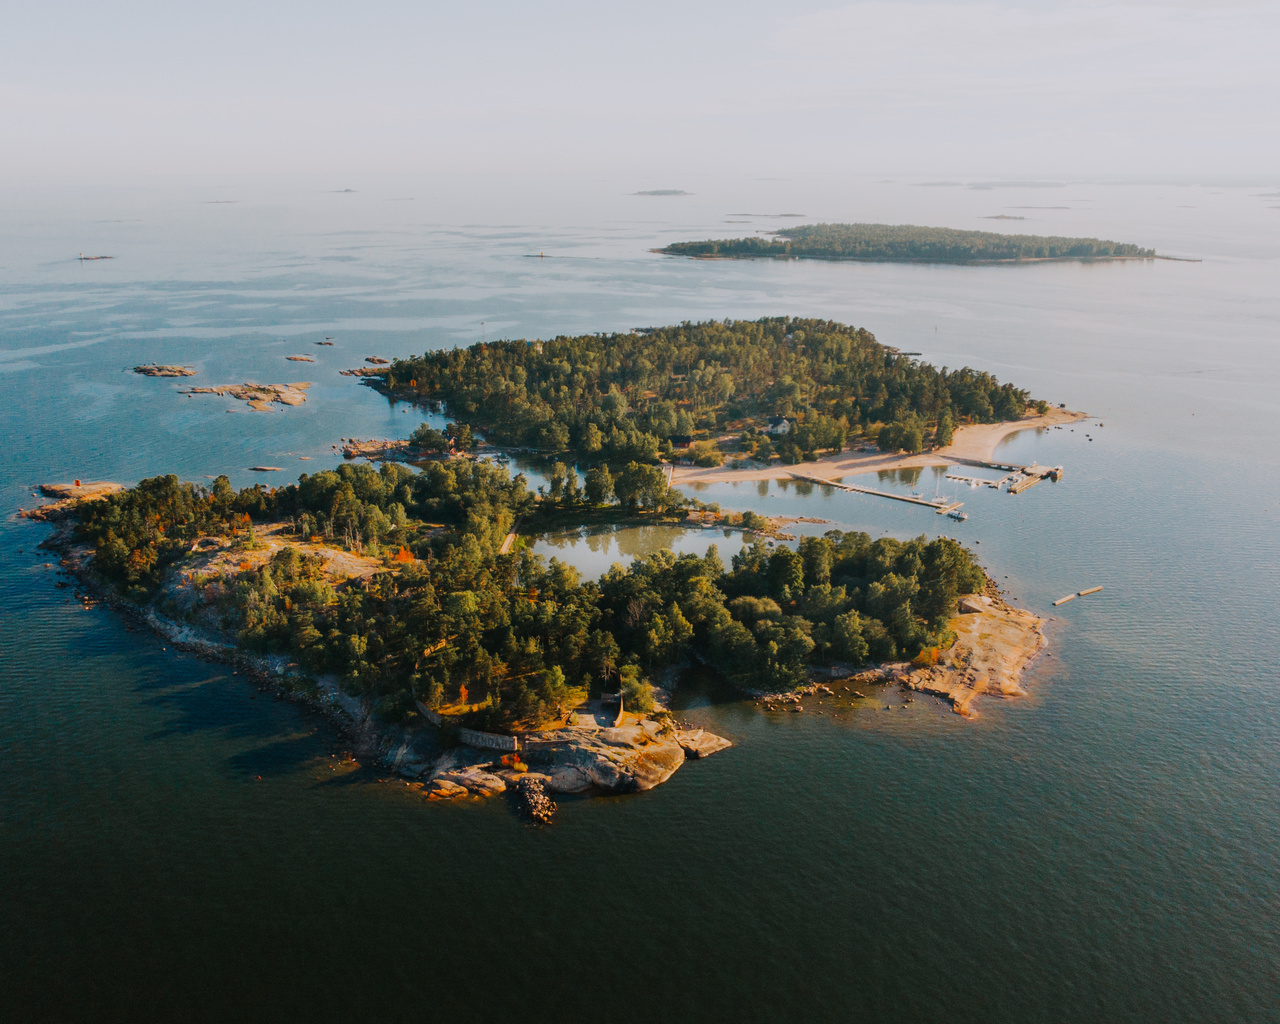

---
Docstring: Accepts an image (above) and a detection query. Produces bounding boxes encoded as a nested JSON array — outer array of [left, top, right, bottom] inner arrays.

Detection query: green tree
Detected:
[[614, 462, 672, 512], [767, 547, 805, 602], [584, 464, 614, 506], [410, 423, 449, 451], [934, 407, 955, 447], [829, 610, 870, 665]]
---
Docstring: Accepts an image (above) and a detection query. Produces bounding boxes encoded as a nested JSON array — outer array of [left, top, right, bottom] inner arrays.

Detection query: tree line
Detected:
[[380, 317, 1036, 463], [661, 223, 1155, 262], [73, 464, 986, 731]]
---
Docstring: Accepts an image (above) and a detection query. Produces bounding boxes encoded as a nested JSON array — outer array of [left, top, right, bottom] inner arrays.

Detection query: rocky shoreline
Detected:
[[33, 517, 733, 822], [895, 590, 1046, 716], [21, 481, 1044, 825], [747, 574, 1046, 718], [18, 482, 124, 521]]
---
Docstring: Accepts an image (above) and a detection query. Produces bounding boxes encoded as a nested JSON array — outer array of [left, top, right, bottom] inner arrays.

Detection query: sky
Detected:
[[2, 0, 1277, 179]]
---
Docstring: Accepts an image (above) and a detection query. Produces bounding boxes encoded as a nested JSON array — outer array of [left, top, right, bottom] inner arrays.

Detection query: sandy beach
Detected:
[[669, 407, 1088, 488]]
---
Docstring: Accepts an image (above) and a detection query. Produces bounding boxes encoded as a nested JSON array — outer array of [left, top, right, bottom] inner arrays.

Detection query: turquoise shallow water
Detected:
[[2, 175, 1279, 1022]]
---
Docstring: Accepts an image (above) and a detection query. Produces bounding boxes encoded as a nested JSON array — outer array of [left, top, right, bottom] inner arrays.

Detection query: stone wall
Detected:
[[457, 727, 519, 752]]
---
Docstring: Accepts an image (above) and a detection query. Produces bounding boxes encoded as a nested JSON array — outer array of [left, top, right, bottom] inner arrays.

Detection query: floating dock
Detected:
[[945, 473, 1003, 489], [945, 457, 1063, 494]]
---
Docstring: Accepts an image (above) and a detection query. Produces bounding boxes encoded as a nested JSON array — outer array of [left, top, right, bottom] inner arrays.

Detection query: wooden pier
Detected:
[[789, 475, 964, 514]]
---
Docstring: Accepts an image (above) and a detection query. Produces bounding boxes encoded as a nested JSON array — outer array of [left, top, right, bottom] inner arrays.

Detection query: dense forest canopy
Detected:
[[661, 223, 1155, 262], [383, 317, 1035, 460], [74, 465, 986, 731]]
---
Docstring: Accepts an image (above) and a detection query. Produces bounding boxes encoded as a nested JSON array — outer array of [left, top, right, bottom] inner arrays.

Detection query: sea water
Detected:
[[2, 174, 1278, 1022]]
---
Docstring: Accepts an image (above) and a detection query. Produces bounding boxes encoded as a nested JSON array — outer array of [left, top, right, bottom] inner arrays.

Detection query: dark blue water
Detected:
[[3, 175, 1279, 1022]]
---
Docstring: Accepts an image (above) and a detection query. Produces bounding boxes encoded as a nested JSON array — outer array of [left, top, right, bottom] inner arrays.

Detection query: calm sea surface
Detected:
[[2, 175, 1279, 1022]]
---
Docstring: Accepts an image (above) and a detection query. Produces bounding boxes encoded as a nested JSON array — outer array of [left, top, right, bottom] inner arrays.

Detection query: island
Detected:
[[658, 223, 1157, 263], [26, 317, 1064, 820], [181, 382, 311, 410], [134, 364, 196, 377], [375, 316, 1042, 465]]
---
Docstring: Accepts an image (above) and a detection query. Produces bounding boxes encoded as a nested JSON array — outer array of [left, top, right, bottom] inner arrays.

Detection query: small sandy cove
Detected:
[[670, 407, 1087, 488]]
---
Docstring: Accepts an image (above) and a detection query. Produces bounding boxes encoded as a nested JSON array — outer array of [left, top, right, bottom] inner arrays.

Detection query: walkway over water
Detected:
[[788, 473, 965, 514]]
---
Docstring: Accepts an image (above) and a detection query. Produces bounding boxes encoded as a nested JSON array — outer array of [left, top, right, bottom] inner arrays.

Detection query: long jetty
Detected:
[[789, 474, 964, 514]]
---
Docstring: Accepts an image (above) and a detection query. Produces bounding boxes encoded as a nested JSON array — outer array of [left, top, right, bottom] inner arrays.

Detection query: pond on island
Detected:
[[528, 521, 749, 579], [528, 458, 1045, 583]]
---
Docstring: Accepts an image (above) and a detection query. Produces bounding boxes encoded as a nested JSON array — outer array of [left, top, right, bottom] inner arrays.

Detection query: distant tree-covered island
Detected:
[[379, 317, 1045, 465], [659, 223, 1157, 263]]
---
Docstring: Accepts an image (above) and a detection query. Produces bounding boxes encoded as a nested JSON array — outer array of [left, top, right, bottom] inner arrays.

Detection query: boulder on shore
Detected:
[[532, 721, 699, 793], [543, 765, 593, 794], [435, 767, 507, 797], [426, 778, 468, 799]]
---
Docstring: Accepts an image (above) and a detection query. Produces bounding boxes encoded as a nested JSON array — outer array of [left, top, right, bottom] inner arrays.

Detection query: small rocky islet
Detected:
[[181, 382, 311, 410], [133, 363, 197, 377]]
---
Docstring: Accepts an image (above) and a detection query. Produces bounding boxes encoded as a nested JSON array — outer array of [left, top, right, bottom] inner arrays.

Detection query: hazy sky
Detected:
[[3, 0, 1276, 179]]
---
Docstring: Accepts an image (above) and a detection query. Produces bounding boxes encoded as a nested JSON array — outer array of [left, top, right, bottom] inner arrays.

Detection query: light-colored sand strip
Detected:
[[669, 408, 1087, 488]]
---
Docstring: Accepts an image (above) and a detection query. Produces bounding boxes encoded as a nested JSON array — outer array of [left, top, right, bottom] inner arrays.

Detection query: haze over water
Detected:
[[3, 175, 1279, 1021]]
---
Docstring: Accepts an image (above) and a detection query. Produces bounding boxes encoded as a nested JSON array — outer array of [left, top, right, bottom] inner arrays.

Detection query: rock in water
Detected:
[[676, 729, 734, 759], [134, 364, 196, 377], [562, 730, 686, 792]]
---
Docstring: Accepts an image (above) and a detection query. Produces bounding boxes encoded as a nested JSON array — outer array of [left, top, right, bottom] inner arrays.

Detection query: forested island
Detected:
[[659, 223, 1156, 263], [30, 316, 1058, 809], [33, 458, 1013, 806], [380, 317, 1041, 463], [65, 464, 984, 729]]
